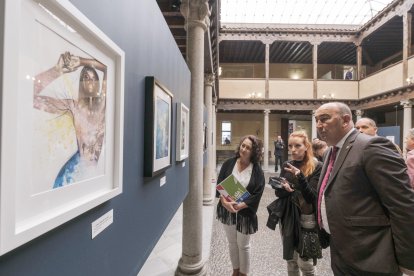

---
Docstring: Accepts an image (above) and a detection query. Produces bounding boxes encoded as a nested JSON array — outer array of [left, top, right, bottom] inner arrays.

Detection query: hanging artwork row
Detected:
[[144, 77, 191, 177]]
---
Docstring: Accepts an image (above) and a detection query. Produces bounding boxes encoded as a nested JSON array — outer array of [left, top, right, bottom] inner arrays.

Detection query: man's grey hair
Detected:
[[357, 117, 377, 128], [334, 102, 352, 117]]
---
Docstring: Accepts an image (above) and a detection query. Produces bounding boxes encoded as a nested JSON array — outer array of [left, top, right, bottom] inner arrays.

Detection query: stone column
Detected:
[[203, 74, 214, 206], [403, 12, 412, 85], [356, 45, 362, 81], [312, 43, 319, 99], [177, 1, 209, 275], [212, 97, 217, 181], [311, 110, 317, 139], [265, 43, 270, 99], [263, 109, 270, 171], [401, 100, 413, 156], [355, 110, 364, 121]]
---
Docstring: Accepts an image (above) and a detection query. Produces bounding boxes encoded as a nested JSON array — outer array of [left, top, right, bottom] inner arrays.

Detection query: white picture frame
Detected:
[[176, 103, 189, 161], [0, 0, 125, 255]]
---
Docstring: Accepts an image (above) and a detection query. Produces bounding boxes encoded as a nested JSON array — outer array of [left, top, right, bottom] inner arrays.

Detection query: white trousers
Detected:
[[287, 251, 315, 276], [222, 223, 251, 274]]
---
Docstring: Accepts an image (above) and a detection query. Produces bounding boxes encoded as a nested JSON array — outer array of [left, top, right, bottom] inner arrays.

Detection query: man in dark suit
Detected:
[[314, 102, 414, 275], [274, 135, 284, 172], [356, 117, 403, 156]]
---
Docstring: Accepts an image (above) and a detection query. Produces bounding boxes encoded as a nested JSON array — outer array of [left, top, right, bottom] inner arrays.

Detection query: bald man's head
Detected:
[[355, 117, 378, 136], [314, 102, 354, 146]]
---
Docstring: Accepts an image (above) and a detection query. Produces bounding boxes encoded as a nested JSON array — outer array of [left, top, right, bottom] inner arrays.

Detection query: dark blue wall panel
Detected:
[[0, 0, 190, 275]]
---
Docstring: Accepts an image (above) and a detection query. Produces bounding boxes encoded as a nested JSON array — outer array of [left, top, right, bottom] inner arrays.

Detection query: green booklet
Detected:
[[216, 174, 250, 203]]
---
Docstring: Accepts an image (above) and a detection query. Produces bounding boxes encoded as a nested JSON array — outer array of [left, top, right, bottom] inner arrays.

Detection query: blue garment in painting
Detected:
[[53, 150, 80, 188]]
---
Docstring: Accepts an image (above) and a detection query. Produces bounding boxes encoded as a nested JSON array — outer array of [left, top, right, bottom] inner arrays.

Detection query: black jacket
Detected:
[[274, 140, 285, 156], [273, 159, 322, 260], [216, 157, 265, 234]]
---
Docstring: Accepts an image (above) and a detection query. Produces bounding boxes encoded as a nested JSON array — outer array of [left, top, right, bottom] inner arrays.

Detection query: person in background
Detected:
[[311, 138, 328, 162], [355, 117, 378, 136], [355, 117, 403, 155], [274, 135, 285, 172], [216, 135, 265, 276], [405, 128, 414, 189], [274, 131, 323, 276], [344, 67, 353, 80], [315, 102, 414, 275]]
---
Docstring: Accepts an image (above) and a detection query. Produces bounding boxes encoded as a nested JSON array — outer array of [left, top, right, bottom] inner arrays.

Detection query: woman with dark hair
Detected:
[[216, 135, 265, 276], [274, 131, 323, 276]]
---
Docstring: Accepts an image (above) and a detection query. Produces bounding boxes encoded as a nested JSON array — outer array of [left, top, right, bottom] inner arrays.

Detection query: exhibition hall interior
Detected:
[[1, 0, 413, 275]]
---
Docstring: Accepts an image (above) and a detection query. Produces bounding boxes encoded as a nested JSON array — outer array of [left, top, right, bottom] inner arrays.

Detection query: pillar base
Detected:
[[175, 258, 207, 276]]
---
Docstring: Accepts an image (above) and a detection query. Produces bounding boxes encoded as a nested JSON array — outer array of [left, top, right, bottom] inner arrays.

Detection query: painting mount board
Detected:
[[176, 102, 189, 161], [0, 0, 125, 255]]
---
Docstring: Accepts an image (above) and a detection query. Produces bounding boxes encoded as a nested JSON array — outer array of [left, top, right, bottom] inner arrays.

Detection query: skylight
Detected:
[[221, 0, 395, 26]]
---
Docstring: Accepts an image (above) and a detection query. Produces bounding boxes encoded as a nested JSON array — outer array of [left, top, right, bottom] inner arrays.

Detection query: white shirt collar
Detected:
[[335, 128, 355, 150]]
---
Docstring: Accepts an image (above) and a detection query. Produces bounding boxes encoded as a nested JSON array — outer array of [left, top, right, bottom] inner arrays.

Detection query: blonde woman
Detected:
[[274, 131, 323, 276]]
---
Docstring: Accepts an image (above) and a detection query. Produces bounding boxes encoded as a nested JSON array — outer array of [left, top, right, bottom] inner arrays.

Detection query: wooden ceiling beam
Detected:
[[217, 85, 414, 112], [357, 0, 414, 44], [362, 47, 375, 66], [292, 44, 311, 63], [165, 16, 185, 25], [171, 28, 186, 36], [270, 42, 284, 60], [217, 99, 356, 111], [284, 43, 302, 62], [162, 11, 182, 16], [219, 32, 355, 44], [278, 42, 293, 62]]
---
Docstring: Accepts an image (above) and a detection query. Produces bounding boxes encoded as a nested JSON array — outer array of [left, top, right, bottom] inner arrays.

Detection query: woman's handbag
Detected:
[[297, 228, 322, 265]]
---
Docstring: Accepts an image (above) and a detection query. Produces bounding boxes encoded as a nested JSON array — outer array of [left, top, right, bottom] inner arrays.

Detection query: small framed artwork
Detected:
[[176, 103, 189, 161], [0, 0, 124, 255], [144, 77, 173, 177]]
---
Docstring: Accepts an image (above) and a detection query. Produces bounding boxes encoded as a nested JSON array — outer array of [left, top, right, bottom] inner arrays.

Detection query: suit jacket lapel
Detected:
[[326, 130, 359, 189]]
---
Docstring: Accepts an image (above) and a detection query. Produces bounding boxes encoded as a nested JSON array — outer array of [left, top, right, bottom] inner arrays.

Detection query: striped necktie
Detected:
[[317, 146, 338, 228]]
